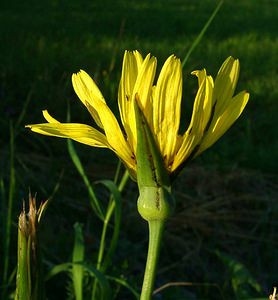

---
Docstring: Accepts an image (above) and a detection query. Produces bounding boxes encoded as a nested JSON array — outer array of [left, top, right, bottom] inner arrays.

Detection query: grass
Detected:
[[0, 0, 277, 299]]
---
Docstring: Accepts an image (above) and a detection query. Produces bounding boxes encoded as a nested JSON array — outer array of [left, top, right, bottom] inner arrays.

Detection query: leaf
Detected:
[[216, 250, 262, 299]]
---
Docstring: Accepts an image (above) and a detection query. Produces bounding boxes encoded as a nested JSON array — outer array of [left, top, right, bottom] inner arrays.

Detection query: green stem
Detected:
[[140, 220, 165, 300]]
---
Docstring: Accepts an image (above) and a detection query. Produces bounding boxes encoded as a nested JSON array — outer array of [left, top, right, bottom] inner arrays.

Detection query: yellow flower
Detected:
[[26, 51, 249, 178]]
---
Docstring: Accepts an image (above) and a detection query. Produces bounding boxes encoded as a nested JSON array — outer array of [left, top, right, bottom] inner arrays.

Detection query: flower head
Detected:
[[26, 51, 249, 179]]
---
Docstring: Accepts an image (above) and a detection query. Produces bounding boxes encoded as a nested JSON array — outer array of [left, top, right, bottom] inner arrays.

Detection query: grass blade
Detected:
[[46, 262, 111, 300], [67, 139, 104, 220], [181, 0, 224, 68], [72, 223, 85, 300], [45, 263, 72, 281], [216, 250, 262, 299], [96, 179, 122, 272], [92, 172, 129, 300], [15, 88, 33, 131], [107, 275, 140, 300], [83, 264, 111, 300], [2, 122, 16, 298]]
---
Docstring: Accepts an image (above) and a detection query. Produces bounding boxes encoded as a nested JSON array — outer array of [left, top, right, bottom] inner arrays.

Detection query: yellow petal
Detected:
[[197, 91, 249, 154], [172, 71, 213, 171], [128, 54, 157, 150], [87, 92, 134, 168], [42, 110, 59, 123], [133, 54, 157, 120], [26, 122, 109, 148], [152, 55, 182, 165], [72, 70, 105, 128], [118, 51, 143, 148], [171, 133, 198, 172], [213, 56, 239, 113], [118, 51, 157, 151], [72, 70, 135, 167], [41, 110, 109, 147], [191, 70, 214, 132]]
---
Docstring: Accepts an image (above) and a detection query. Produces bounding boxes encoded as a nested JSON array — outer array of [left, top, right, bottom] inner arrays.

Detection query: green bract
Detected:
[[134, 99, 174, 221]]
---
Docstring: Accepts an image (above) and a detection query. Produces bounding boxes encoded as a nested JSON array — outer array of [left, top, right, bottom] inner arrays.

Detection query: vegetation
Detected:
[[1, 0, 277, 299]]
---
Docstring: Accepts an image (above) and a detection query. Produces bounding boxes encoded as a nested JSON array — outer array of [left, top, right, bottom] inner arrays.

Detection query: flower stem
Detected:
[[140, 220, 165, 300]]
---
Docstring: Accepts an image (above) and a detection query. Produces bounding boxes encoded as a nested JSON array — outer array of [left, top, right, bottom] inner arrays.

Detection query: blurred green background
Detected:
[[1, 0, 277, 299]]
